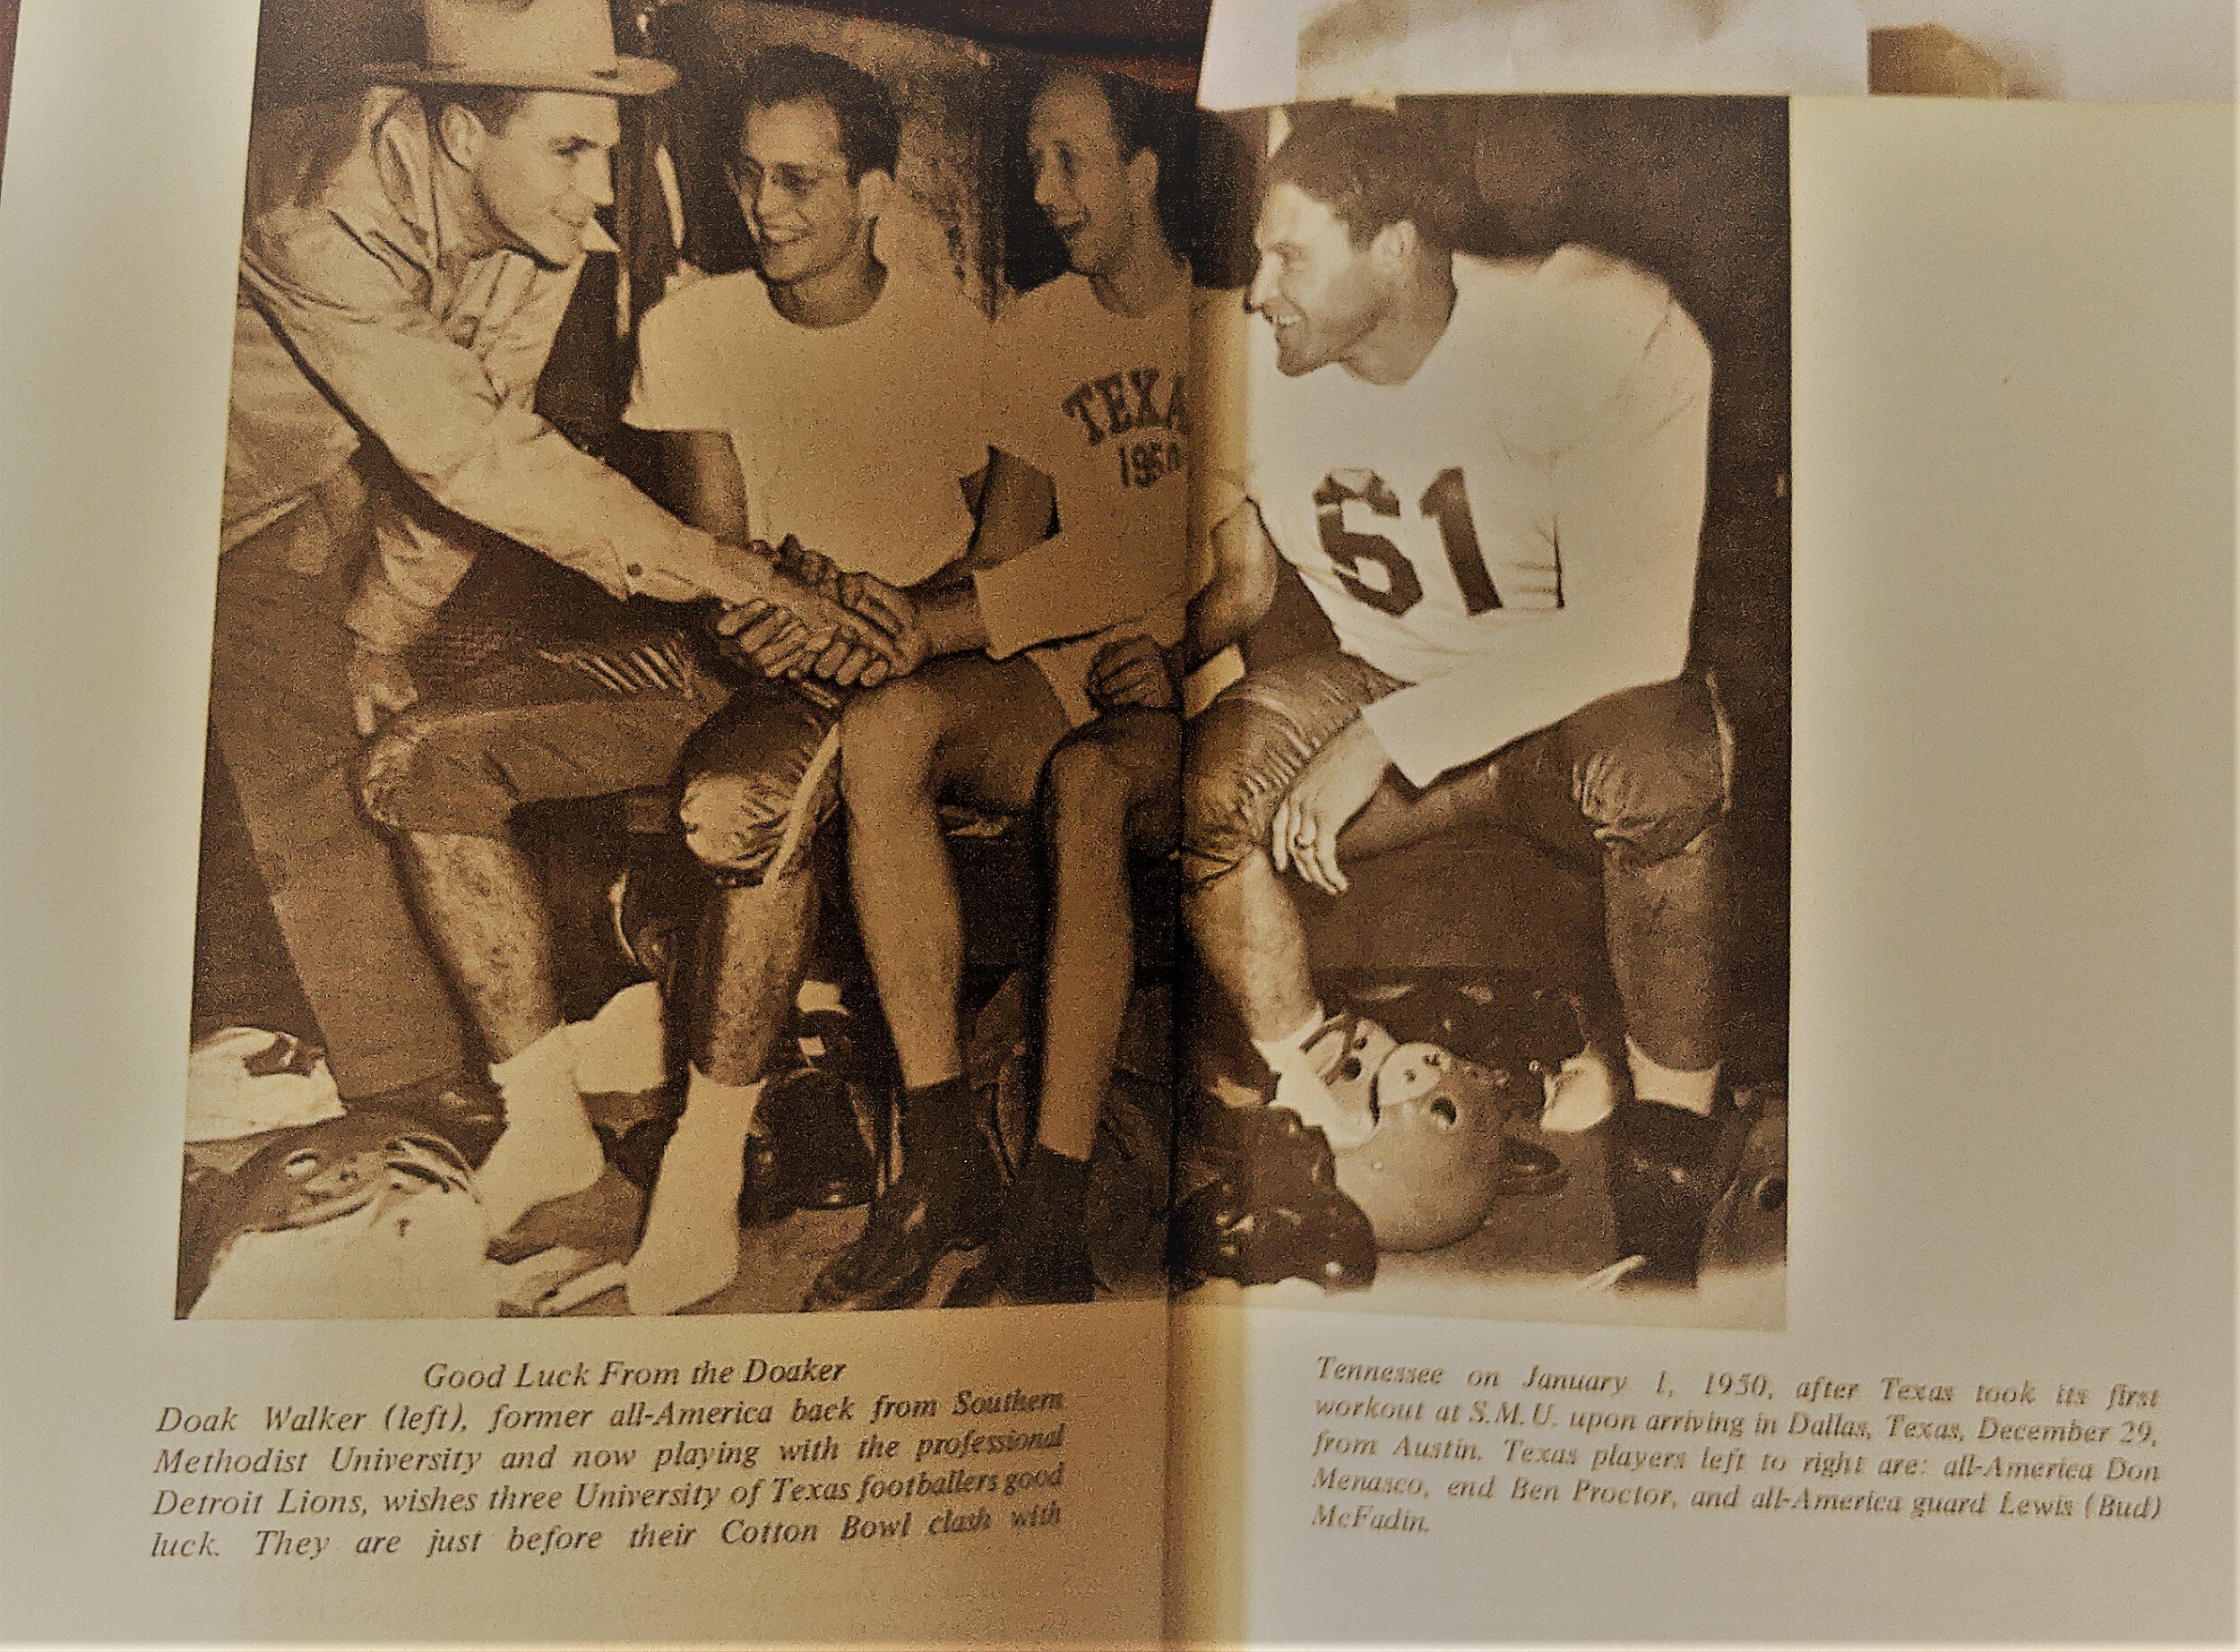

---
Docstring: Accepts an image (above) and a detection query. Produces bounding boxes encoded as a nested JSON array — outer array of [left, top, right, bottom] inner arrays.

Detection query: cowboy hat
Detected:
[[367, 0, 677, 99]]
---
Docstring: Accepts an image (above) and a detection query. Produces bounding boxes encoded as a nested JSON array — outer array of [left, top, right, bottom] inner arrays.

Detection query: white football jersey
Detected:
[[1239, 246, 1712, 782]]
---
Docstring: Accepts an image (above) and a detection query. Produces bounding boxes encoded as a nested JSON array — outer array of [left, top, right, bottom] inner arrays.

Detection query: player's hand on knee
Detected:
[[347, 643, 418, 737], [631, 635, 694, 693], [1270, 720, 1391, 898], [1087, 634, 1178, 712], [1271, 790, 1346, 896], [536, 634, 695, 694]]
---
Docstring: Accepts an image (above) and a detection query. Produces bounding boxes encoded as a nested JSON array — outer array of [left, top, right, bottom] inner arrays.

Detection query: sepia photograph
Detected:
[[1167, 90, 1791, 1329], [180, 0, 1211, 1321], [170, 0, 1783, 1325], [176, 0, 1788, 1330], [4, 0, 2232, 1643]]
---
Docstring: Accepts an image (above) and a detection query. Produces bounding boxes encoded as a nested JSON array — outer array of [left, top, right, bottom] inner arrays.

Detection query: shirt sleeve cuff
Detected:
[[1361, 689, 1516, 790], [342, 577, 440, 656], [623, 524, 761, 607]]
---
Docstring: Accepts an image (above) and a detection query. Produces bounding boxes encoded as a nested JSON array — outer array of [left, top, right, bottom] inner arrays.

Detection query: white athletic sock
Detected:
[[1540, 1046, 1617, 1134], [625, 1068, 763, 1316], [478, 1025, 604, 1233], [1625, 1037, 1720, 1118], [795, 980, 847, 1061], [1256, 1007, 1378, 1150], [1251, 1006, 1327, 1074]]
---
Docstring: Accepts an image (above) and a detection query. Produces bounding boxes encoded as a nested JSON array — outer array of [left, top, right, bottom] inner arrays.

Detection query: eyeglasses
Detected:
[[733, 162, 849, 202]]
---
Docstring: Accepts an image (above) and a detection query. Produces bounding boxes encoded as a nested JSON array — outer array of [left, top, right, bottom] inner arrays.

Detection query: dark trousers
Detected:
[[1185, 651, 1730, 1066], [205, 478, 469, 1099]]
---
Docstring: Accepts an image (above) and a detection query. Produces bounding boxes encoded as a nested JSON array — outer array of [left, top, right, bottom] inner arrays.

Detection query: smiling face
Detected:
[[1247, 181, 1395, 377], [1026, 72, 1149, 281], [733, 95, 882, 293], [462, 90, 620, 268]]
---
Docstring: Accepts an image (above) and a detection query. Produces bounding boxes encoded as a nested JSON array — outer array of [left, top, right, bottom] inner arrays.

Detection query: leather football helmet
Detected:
[[178, 1109, 492, 1319], [1329, 1042, 1522, 1252], [1274, 1011, 1399, 1147], [1170, 1103, 1377, 1292]]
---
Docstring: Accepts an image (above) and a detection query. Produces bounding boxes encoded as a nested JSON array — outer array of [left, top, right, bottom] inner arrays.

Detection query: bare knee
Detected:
[[1044, 736, 1133, 842]]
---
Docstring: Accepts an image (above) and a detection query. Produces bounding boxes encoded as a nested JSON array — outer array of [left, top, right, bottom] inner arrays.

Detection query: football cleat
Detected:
[[178, 1109, 491, 1318], [1607, 1099, 1736, 1289], [800, 1131, 1004, 1312], [1170, 1104, 1376, 1292], [757, 1065, 876, 1213]]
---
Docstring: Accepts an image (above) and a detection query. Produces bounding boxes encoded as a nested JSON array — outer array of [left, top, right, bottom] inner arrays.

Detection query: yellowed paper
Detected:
[[1, 0, 2234, 1644], [0, 3, 1171, 1643], [1168, 95, 2235, 1645]]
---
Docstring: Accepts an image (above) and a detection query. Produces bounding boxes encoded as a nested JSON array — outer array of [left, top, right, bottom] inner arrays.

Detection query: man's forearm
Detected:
[[1186, 577, 1266, 668], [239, 254, 767, 612], [1186, 506, 1279, 667], [964, 449, 1055, 572], [694, 538, 795, 607]]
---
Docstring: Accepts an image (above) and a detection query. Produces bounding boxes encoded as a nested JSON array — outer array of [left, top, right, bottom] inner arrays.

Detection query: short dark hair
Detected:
[[1266, 104, 1461, 250], [714, 46, 900, 183], [1047, 65, 1161, 168], [418, 84, 533, 138], [1032, 65, 1196, 262]]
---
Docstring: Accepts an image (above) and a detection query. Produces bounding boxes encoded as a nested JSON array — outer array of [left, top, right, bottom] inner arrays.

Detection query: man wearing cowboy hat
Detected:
[[209, 0, 895, 1216]]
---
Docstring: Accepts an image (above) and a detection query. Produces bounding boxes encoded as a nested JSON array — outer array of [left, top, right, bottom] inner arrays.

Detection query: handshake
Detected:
[[718, 535, 925, 690]]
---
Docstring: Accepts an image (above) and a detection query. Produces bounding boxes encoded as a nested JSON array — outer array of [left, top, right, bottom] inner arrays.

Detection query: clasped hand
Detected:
[[1085, 633, 1179, 713], [714, 535, 923, 689]]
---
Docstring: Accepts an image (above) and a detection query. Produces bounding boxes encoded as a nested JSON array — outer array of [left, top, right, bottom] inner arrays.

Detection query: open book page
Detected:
[[0, 1, 1211, 1642], [1166, 62, 2233, 1648], [3, 0, 2234, 1644]]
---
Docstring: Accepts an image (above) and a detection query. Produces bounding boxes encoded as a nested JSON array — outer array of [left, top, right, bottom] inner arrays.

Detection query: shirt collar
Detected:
[[369, 90, 618, 269]]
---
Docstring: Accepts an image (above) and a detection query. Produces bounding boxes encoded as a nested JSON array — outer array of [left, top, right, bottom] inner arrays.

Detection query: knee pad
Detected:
[[357, 714, 514, 837], [677, 718, 842, 886], [1577, 710, 1728, 868], [1180, 693, 1290, 887]]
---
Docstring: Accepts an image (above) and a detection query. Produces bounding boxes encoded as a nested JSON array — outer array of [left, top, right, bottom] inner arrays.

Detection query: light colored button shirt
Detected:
[[223, 89, 743, 652]]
